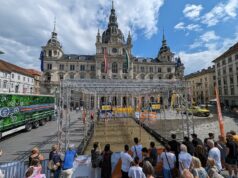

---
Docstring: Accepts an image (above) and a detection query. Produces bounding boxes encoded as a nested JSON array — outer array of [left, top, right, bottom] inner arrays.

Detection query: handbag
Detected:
[[47, 160, 58, 171], [165, 152, 178, 178]]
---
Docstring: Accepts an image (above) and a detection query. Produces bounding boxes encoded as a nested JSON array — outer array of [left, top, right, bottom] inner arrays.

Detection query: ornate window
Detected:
[[59, 74, 64, 80], [141, 66, 144, 73], [80, 65, 85, 71], [47, 63, 52, 70], [70, 64, 75, 71], [59, 64, 64, 70], [90, 65, 95, 71], [123, 62, 128, 73], [112, 62, 118, 73], [101, 62, 105, 73], [150, 67, 153, 73]]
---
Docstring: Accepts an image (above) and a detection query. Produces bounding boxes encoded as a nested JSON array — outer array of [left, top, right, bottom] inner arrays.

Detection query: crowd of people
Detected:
[[91, 131, 238, 178], [25, 144, 77, 178], [21, 129, 238, 178]]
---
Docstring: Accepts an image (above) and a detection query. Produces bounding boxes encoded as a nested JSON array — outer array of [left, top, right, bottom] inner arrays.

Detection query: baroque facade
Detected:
[[213, 42, 238, 107], [185, 66, 216, 104], [41, 3, 184, 107]]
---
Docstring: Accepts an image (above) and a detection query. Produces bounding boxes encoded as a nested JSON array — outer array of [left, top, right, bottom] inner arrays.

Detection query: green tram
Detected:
[[0, 93, 55, 139]]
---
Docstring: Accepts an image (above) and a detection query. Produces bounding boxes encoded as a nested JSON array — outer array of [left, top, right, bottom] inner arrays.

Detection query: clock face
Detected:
[[112, 48, 117, 53]]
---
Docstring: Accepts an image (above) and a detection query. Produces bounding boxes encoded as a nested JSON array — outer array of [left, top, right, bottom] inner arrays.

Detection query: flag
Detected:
[[40, 50, 44, 71], [104, 48, 108, 73], [124, 48, 130, 70]]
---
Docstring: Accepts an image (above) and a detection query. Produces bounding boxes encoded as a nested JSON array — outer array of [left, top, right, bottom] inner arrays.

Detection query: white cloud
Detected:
[[181, 31, 238, 74], [202, 0, 238, 26], [183, 4, 203, 20], [200, 31, 220, 42], [189, 31, 220, 49], [0, 0, 164, 69], [174, 22, 201, 32]]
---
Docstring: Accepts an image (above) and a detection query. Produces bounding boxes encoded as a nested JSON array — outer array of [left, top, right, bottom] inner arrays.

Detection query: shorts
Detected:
[[226, 157, 237, 165]]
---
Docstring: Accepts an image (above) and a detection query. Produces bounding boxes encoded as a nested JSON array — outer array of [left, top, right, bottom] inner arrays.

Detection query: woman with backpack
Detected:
[[91, 142, 101, 178]]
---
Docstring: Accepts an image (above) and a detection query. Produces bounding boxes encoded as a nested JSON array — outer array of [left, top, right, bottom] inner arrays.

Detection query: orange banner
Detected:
[[215, 85, 225, 137]]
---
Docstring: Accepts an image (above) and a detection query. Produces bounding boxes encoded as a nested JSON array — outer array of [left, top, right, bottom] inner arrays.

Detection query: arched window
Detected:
[[149, 74, 153, 80], [141, 74, 145, 80], [123, 62, 128, 73], [101, 62, 105, 73], [112, 62, 118, 73]]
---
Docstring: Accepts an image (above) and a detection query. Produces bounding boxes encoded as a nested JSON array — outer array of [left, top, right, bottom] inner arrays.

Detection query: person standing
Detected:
[[101, 144, 113, 178], [49, 144, 62, 178], [157, 144, 176, 178], [121, 144, 133, 178], [91, 142, 101, 178], [168, 134, 180, 168], [178, 144, 192, 174], [194, 145, 207, 168], [131, 137, 143, 162], [149, 142, 158, 168], [128, 156, 146, 178], [62, 144, 77, 178], [225, 133, 238, 178], [190, 157, 208, 178], [191, 134, 203, 147], [182, 136, 195, 156], [207, 139, 222, 172], [142, 161, 155, 178], [216, 135, 226, 169], [29, 147, 44, 166]]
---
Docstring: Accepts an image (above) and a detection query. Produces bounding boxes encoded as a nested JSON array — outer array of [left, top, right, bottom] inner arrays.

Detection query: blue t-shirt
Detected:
[[63, 150, 77, 170]]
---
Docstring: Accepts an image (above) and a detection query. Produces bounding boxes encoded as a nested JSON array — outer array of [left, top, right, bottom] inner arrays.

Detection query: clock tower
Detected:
[[95, 1, 133, 79]]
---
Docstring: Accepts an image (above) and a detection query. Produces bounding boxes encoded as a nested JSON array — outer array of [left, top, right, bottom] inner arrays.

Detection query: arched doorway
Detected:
[[123, 96, 127, 107]]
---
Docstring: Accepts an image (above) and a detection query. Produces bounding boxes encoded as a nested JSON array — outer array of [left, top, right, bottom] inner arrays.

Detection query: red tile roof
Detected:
[[0, 59, 34, 77], [26, 69, 42, 76]]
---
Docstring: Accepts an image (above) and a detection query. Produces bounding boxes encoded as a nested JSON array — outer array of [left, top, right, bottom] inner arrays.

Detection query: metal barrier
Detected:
[[0, 159, 51, 178]]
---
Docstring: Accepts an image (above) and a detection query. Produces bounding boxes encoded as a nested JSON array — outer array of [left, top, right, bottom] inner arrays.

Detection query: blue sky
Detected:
[[0, 0, 237, 74]]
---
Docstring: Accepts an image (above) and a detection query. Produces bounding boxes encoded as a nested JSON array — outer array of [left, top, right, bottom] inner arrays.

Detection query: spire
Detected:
[[96, 28, 101, 43], [108, 0, 118, 28], [53, 17, 56, 33], [112, 0, 114, 10], [127, 30, 132, 45], [162, 28, 166, 46]]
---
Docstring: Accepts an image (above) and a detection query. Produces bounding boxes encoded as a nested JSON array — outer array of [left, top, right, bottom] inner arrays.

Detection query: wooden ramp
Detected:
[[84, 118, 164, 177]]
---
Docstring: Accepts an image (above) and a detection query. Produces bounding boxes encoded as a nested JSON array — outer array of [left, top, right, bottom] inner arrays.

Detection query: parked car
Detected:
[[187, 106, 210, 117]]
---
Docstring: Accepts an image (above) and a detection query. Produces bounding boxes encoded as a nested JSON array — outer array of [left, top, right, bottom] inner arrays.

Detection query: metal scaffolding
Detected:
[[57, 79, 193, 150]]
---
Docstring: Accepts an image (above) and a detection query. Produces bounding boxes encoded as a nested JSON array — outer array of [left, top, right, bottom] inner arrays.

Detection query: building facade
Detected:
[[185, 66, 216, 104], [26, 69, 42, 94], [40, 3, 184, 107], [213, 42, 238, 107], [0, 59, 39, 94]]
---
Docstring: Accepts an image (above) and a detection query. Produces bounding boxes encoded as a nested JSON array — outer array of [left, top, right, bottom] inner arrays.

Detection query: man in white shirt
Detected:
[[207, 139, 222, 171], [121, 144, 133, 178], [158, 144, 176, 178], [128, 156, 146, 178], [178, 144, 192, 174], [131, 137, 143, 162]]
